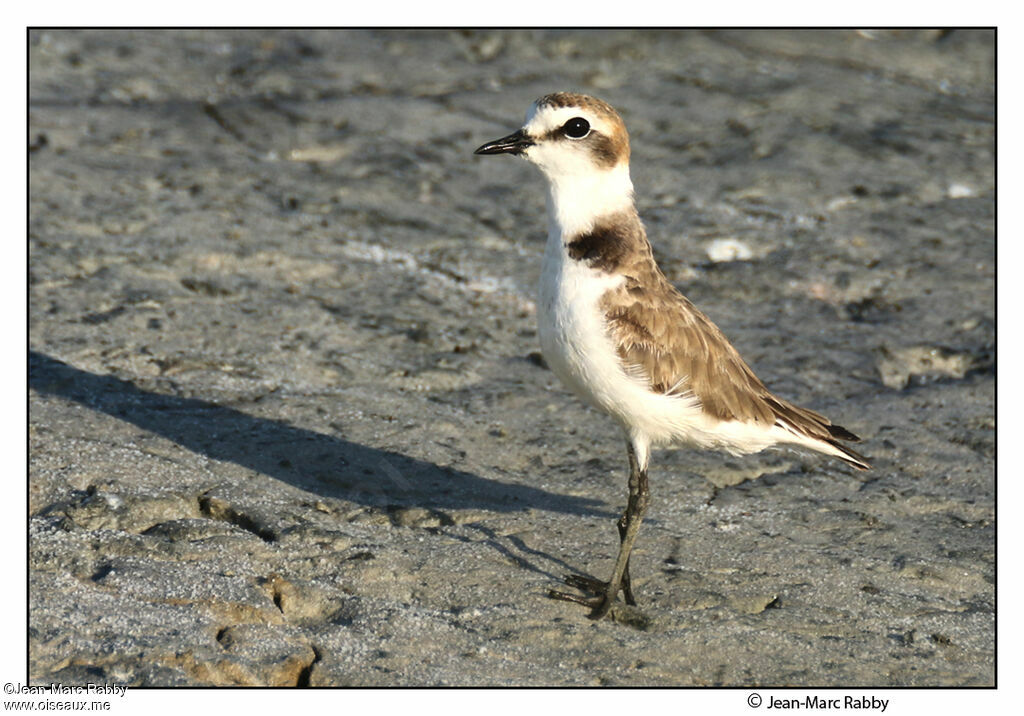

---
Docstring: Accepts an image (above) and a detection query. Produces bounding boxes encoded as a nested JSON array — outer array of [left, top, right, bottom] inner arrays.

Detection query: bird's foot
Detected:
[[548, 585, 615, 619], [547, 573, 635, 620], [561, 573, 636, 605]]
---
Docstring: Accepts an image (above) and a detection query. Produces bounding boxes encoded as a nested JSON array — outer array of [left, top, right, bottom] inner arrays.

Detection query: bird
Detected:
[[474, 92, 869, 620]]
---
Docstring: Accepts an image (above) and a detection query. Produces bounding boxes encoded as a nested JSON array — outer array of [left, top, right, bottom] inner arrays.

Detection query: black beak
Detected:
[[474, 129, 534, 156]]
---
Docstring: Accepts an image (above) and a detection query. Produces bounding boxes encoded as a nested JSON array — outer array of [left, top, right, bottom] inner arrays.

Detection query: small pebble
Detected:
[[706, 238, 753, 263], [948, 183, 975, 199]]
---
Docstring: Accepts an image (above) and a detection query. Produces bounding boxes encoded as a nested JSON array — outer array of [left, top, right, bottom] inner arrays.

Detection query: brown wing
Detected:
[[602, 272, 776, 425], [601, 258, 866, 466]]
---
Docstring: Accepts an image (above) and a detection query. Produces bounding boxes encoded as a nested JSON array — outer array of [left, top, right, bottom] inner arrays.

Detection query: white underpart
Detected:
[[526, 101, 847, 467]]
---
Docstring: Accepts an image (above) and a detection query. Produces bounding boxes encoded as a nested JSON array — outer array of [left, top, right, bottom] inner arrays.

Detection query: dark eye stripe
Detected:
[[538, 125, 619, 168]]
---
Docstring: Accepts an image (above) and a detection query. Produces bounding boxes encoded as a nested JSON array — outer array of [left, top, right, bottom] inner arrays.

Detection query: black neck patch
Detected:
[[566, 224, 633, 273]]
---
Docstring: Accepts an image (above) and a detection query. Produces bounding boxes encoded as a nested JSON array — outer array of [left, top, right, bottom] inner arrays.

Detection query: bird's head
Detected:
[[475, 93, 635, 234], [475, 92, 631, 181]]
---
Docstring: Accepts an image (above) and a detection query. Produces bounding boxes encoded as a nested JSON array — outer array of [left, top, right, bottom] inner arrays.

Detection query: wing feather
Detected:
[[600, 254, 865, 467]]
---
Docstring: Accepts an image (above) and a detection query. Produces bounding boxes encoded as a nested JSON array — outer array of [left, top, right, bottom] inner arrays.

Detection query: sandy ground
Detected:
[[29, 29, 993, 686]]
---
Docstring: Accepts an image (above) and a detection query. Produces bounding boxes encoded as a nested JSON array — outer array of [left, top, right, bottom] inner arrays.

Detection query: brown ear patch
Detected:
[[539, 127, 626, 169], [588, 130, 626, 168]]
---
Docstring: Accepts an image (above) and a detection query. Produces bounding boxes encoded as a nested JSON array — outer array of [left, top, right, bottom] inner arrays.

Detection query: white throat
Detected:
[[543, 163, 635, 240]]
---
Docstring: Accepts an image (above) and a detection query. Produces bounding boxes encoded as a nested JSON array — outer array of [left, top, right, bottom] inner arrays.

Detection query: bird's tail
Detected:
[[822, 430, 871, 471], [768, 397, 870, 470]]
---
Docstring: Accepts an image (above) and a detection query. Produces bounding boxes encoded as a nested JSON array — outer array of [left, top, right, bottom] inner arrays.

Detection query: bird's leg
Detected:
[[549, 442, 650, 619], [556, 513, 635, 604], [618, 441, 642, 606], [589, 451, 648, 618], [559, 446, 639, 603], [618, 511, 637, 606]]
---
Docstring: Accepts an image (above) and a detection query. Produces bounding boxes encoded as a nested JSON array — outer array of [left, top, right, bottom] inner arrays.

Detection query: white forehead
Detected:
[[522, 102, 614, 138]]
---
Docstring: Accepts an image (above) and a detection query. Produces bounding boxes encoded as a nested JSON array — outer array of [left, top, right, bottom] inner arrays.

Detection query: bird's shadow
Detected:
[[28, 351, 611, 522]]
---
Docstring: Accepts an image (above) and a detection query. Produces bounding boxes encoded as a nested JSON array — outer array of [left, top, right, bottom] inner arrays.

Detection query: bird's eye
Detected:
[[562, 117, 590, 139]]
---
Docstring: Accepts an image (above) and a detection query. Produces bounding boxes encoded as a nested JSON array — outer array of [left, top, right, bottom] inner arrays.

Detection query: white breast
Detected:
[[537, 234, 627, 409], [537, 232, 710, 450]]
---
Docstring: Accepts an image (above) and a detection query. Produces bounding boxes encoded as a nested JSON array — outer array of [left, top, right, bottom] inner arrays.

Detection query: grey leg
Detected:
[[549, 442, 650, 619]]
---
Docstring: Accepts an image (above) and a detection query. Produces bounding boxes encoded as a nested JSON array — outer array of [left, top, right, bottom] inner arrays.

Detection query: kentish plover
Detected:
[[475, 92, 869, 620]]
